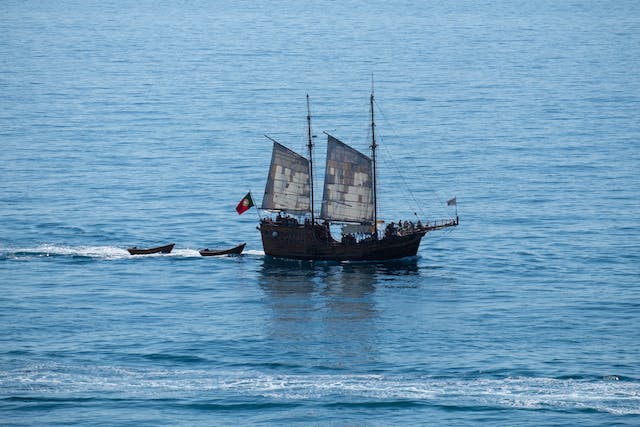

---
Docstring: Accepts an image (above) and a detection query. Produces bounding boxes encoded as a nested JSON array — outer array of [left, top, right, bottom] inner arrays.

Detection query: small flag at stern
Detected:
[[236, 192, 254, 215], [447, 197, 457, 206]]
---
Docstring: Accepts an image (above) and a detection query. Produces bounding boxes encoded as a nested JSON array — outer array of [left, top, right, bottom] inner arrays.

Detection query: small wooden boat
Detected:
[[199, 243, 246, 256], [127, 243, 175, 255]]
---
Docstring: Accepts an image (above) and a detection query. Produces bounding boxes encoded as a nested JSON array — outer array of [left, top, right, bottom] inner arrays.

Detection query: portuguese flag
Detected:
[[235, 192, 254, 215]]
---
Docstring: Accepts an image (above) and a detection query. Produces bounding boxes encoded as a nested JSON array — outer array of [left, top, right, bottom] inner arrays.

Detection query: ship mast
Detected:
[[370, 88, 378, 236], [307, 94, 315, 225]]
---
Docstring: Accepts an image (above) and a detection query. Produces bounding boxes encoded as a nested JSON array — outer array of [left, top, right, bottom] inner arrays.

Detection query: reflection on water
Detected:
[[258, 257, 420, 371]]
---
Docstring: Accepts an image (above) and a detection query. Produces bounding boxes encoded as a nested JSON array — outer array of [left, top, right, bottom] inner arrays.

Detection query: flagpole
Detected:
[[249, 191, 262, 222], [454, 197, 458, 224], [447, 196, 458, 225]]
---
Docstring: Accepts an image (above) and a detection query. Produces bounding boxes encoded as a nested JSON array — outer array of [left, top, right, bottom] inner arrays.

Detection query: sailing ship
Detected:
[[258, 92, 458, 261]]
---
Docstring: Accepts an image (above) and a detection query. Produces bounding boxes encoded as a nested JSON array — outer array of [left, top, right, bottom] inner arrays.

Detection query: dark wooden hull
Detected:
[[259, 223, 425, 261], [127, 243, 175, 255], [200, 243, 246, 256]]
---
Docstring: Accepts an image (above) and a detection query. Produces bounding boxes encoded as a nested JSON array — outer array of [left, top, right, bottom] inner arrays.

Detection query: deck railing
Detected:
[[421, 217, 459, 231]]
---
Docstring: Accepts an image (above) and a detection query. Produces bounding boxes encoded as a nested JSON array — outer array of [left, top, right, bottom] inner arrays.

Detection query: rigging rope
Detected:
[[372, 98, 455, 221]]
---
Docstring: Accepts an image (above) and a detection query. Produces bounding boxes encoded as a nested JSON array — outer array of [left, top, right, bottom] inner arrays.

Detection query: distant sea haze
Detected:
[[1, 0, 639, 425]]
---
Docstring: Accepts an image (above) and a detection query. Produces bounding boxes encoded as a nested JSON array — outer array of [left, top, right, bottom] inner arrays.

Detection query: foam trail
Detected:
[[4, 245, 205, 260], [3, 364, 640, 416], [10, 244, 130, 260], [160, 248, 201, 258]]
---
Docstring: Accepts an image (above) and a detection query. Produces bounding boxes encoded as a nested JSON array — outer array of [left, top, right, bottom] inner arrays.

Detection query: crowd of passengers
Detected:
[[263, 213, 427, 244], [261, 213, 303, 227], [384, 219, 424, 238]]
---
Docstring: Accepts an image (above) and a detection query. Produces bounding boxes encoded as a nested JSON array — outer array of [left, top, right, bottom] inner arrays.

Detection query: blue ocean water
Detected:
[[2, 0, 639, 425]]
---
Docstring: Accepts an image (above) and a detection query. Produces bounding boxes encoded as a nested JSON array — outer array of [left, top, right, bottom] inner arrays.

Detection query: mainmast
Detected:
[[307, 94, 315, 225], [370, 90, 378, 236]]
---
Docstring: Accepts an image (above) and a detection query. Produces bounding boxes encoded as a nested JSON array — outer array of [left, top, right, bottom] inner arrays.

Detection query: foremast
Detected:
[[370, 90, 378, 237]]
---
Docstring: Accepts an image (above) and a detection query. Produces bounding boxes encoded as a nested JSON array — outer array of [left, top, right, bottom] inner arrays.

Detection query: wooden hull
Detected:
[[259, 223, 425, 261], [200, 243, 246, 256], [127, 243, 175, 255]]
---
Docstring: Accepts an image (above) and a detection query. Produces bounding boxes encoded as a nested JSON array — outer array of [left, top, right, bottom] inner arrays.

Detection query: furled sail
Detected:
[[320, 135, 374, 223], [261, 141, 311, 214]]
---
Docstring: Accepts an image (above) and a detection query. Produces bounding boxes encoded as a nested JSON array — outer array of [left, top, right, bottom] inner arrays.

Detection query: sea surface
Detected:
[[2, 0, 639, 425]]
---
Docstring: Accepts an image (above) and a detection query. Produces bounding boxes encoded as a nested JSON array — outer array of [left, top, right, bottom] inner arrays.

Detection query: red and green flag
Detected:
[[235, 192, 254, 215]]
